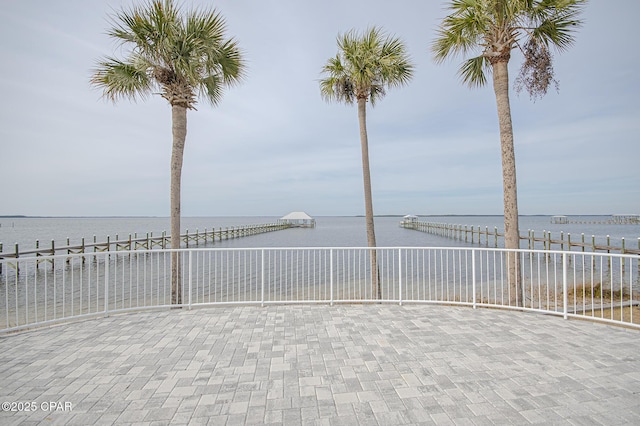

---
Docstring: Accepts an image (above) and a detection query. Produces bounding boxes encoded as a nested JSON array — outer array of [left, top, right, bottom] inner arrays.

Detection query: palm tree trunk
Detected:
[[357, 97, 380, 300], [171, 104, 187, 305], [492, 60, 522, 306]]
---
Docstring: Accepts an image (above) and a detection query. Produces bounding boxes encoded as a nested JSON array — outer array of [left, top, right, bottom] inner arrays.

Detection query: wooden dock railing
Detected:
[[0, 222, 291, 274], [400, 221, 640, 256]]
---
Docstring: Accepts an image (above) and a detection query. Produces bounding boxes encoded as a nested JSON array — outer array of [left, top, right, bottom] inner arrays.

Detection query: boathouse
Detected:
[[611, 214, 640, 224], [400, 215, 419, 225], [399, 215, 419, 229], [279, 212, 316, 228], [551, 215, 569, 224]]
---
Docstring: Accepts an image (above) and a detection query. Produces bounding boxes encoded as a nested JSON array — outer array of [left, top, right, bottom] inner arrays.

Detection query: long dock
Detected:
[[0, 222, 291, 273], [400, 220, 640, 256]]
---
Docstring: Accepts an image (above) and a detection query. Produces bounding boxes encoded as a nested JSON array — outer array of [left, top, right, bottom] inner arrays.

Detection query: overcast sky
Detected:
[[1, 0, 638, 217]]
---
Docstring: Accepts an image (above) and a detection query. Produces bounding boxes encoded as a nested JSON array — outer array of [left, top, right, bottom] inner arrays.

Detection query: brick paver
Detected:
[[1, 305, 639, 425]]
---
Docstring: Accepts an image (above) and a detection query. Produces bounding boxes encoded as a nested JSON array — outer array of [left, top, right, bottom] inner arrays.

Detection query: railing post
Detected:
[[562, 252, 568, 320], [104, 253, 110, 317], [398, 249, 403, 306], [188, 250, 193, 310], [261, 249, 265, 307], [330, 249, 334, 306], [472, 249, 477, 309]]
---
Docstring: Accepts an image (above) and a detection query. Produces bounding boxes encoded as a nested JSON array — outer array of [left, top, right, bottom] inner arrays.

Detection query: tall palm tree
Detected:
[[432, 0, 585, 305], [320, 27, 414, 299], [91, 0, 244, 304]]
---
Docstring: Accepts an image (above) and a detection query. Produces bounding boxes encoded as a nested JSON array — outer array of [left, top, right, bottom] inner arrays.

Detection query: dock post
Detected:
[[15, 243, 20, 274], [35, 240, 40, 270], [530, 230, 534, 250], [471, 226, 474, 244], [606, 235, 611, 271], [546, 231, 552, 261], [51, 239, 55, 270], [494, 227, 498, 248]]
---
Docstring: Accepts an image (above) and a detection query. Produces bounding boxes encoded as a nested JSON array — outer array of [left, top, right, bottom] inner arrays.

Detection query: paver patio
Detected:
[[1, 305, 639, 425]]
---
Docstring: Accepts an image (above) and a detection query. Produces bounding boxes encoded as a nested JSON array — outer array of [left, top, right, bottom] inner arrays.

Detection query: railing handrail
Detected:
[[3, 245, 638, 262]]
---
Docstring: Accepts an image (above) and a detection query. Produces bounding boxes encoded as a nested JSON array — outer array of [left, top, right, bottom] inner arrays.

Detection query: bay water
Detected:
[[1, 216, 639, 253]]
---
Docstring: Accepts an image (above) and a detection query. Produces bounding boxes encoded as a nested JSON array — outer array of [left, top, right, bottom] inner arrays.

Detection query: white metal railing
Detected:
[[1, 247, 638, 333]]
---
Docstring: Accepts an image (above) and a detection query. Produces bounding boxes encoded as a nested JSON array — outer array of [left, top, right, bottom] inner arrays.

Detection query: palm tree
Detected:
[[320, 27, 414, 299], [432, 0, 586, 305], [91, 0, 244, 304]]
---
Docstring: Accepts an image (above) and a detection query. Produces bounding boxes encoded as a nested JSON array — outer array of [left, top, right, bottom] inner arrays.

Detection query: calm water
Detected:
[[1, 216, 639, 253]]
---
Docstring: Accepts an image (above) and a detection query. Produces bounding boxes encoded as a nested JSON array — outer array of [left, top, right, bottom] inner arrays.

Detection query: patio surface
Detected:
[[1, 305, 639, 425]]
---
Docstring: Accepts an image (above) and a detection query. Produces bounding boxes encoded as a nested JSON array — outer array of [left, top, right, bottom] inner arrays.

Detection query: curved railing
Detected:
[[1, 247, 638, 333]]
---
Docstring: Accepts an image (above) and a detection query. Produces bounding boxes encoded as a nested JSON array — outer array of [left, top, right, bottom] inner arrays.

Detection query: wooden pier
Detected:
[[0, 222, 291, 274], [551, 214, 640, 225], [400, 221, 640, 256]]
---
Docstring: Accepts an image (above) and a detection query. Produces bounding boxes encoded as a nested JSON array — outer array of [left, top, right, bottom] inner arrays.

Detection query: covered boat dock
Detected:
[[278, 211, 316, 228]]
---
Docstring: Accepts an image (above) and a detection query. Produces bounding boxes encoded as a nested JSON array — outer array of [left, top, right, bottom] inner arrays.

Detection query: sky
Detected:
[[0, 0, 638, 218]]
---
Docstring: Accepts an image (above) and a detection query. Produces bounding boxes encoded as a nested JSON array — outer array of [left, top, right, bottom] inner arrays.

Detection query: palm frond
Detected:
[[459, 55, 490, 88], [531, 0, 586, 51], [90, 56, 152, 102], [432, 1, 489, 64], [319, 55, 355, 104]]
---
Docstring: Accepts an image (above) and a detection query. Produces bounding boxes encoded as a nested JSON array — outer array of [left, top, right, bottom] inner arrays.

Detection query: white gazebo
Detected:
[[400, 215, 419, 228], [550, 215, 569, 224], [611, 214, 640, 224], [279, 212, 316, 228]]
